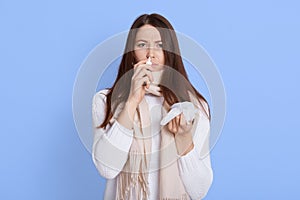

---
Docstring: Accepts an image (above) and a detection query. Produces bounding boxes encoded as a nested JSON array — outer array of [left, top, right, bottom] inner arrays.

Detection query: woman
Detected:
[[92, 13, 213, 200]]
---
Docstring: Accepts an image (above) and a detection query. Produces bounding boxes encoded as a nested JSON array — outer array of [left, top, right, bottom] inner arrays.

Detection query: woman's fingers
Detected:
[[179, 113, 186, 126], [132, 65, 153, 81], [175, 115, 180, 130], [167, 115, 183, 134], [131, 65, 154, 91], [168, 119, 177, 133], [132, 59, 153, 88], [131, 77, 150, 92], [128, 60, 154, 105], [168, 119, 173, 132], [167, 113, 194, 135], [133, 60, 153, 73], [138, 77, 151, 88], [172, 119, 177, 133], [135, 68, 153, 82], [133, 59, 148, 69]]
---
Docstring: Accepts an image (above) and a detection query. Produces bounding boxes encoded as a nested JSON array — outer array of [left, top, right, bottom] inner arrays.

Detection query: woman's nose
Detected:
[[146, 47, 155, 58]]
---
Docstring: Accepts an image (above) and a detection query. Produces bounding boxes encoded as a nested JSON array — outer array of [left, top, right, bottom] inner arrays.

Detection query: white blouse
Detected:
[[92, 89, 213, 200]]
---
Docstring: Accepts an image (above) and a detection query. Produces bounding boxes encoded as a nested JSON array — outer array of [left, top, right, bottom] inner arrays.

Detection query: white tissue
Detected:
[[160, 102, 198, 126]]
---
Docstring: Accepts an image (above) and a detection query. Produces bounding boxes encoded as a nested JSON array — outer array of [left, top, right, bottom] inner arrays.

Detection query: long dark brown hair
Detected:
[[99, 13, 210, 128]]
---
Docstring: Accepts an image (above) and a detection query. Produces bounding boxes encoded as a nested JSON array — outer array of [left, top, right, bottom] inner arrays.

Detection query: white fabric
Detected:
[[92, 89, 213, 200]]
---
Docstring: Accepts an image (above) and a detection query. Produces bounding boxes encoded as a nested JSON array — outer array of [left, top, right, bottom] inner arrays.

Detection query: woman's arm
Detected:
[[92, 61, 154, 179], [177, 103, 214, 200], [92, 90, 134, 179]]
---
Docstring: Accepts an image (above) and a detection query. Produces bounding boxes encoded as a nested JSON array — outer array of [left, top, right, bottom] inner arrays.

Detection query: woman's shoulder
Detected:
[[93, 89, 110, 103], [188, 91, 210, 119], [198, 98, 209, 116]]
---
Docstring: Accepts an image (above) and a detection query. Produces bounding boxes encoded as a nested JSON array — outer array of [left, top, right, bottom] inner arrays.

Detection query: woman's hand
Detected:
[[167, 113, 194, 155], [167, 113, 193, 135], [116, 59, 153, 130], [127, 59, 154, 107]]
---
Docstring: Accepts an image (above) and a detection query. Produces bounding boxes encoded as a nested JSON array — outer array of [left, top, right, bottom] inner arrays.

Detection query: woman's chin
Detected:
[[151, 64, 164, 71]]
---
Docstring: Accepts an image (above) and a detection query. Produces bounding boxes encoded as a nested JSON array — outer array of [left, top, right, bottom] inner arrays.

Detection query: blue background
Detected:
[[1, 0, 299, 199]]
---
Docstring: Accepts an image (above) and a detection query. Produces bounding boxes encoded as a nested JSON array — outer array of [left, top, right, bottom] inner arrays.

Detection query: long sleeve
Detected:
[[177, 102, 214, 200], [92, 90, 134, 179]]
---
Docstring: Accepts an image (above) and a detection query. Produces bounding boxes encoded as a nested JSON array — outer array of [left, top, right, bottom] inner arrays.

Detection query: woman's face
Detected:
[[134, 24, 165, 71]]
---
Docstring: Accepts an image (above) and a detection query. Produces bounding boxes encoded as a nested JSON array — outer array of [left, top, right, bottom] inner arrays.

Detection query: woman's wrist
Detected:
[[126, 96, 139, 109], [116, 99, 138, 130], [175, 132, 194, 156]]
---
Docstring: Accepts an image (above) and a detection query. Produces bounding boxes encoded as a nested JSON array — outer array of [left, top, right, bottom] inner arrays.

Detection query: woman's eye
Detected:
[[137, 43, 146, 48], [155, 43, 163, 49]]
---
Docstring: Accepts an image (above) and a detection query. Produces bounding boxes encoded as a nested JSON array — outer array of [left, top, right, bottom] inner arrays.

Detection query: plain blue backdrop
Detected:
[[1, 0, 299, 199]]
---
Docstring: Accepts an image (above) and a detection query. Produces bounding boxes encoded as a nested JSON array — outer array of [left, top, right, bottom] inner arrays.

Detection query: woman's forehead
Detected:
[[135, 25, 162, 41]]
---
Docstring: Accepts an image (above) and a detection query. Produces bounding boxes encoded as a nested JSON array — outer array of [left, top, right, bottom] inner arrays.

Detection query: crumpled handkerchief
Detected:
[[160, 101, 199, 126]]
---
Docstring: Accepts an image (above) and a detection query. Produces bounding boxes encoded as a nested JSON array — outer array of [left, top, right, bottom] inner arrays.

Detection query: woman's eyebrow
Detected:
[[135, 39, 148, 42], [135, 39, 162, 43]]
